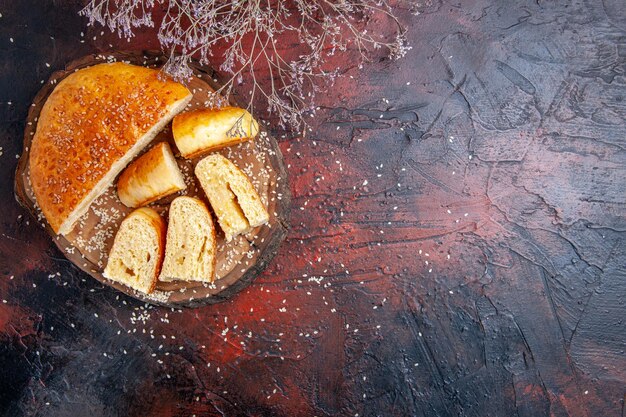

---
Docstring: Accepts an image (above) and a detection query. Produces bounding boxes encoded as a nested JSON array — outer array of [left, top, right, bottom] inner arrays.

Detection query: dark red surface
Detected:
[[1, 1, 625, 416]]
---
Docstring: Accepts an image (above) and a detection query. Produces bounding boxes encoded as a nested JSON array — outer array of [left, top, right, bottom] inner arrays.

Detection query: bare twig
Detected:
[[80, 0, 411, 131]]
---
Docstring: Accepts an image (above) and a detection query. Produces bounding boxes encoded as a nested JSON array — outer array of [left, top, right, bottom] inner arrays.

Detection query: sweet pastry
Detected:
[[117, 142, 186, 208], [29, 62, 192, 235], [159, 197, 217, 283], [195, 154, 269, 241], [172, 107, 258, 159], [103, 207, 166, 294]]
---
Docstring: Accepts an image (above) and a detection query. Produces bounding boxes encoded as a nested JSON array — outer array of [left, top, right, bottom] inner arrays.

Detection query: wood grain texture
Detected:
[[0, 0, 625, 416]]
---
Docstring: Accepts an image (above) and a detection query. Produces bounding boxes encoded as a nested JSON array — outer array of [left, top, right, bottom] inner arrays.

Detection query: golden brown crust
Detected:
[[172, 106, 258, 159], [29, 62, 191, 234], [117, 143, 164, 199], [130, 187, 180, 208], [180, 136, 251, 160], [116, 142, 186, 207]]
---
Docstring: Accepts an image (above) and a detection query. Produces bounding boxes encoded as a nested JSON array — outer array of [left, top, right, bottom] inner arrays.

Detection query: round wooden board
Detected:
[[14, 51, 290, 307]]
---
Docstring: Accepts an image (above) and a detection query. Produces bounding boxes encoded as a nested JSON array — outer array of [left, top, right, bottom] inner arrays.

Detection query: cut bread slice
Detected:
[[117, 142, 187, 208], [29, 62, 192, 235], [195, 154, 269, 242], [103, 207, 166, 294], [159, 196, 217, 283], [172, 107, 259, 159]]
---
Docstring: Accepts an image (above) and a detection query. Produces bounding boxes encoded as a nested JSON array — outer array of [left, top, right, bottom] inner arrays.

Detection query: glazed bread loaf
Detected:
[[172, 107, 259, 159], [103, 207, 166, 294], [159, 197, 217, 283], [29, 62, 192, 235], [195, 154, 269, 241], [117, 142, 186, 208]]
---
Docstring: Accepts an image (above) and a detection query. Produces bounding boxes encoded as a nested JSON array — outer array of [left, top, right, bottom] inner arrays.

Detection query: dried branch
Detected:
[[80, 0, 411, 131]]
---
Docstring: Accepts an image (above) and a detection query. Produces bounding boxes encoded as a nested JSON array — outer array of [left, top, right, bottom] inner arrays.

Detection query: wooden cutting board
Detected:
[[15, 51, 289, 307]]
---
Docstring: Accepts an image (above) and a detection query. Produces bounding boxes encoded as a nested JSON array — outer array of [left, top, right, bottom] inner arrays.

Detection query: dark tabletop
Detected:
[[1, 1, 625, 416]]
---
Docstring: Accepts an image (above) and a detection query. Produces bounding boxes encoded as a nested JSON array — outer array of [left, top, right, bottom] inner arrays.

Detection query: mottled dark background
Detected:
[[1, 0, 625, 416]]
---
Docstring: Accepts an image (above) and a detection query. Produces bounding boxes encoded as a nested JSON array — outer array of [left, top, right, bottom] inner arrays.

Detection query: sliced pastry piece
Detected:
[[117, 142, 186, 208], [159, 196, 217, 283], [29, 62, 192, 235], [172, 107, 259, 159], [103, 207, 166, 294], [195, 154, 269, 242]]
